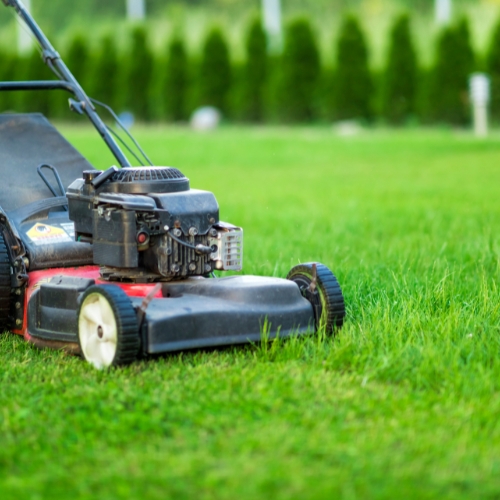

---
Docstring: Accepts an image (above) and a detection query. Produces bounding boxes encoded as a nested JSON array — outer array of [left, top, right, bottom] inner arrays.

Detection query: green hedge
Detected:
[[89, 35, 121, 112], [334, 15, 372, 121], [243, 18, 267, 122], [161, 36, 190, 122], [487, 19, 500, 123], [0, 13, 497, 126], [427, 18, 475, 125], [198, 27, 232, 114], [126, 26, 154, 121], [382, 14, 418, 125], [278, 17, 321, 122]]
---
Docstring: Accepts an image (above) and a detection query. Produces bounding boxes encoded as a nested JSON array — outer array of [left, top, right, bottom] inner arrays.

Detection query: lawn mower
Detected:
[[0, 0, 345, 368]]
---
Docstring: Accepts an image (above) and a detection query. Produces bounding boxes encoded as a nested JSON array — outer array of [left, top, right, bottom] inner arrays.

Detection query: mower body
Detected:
[[0, 114, 320, 360], [25, 268, 314, 354]]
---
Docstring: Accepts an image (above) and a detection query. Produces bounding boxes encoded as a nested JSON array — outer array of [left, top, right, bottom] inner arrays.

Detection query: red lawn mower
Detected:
[[0, 0, 345, 368]]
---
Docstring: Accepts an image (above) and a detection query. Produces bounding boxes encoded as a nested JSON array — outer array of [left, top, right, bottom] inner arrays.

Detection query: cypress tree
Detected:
[[126, 26, 154, 121], [243, 17, 268, 122], [0, 50, 18, 112], [199, 27, 232, 114], [334, 15, 373, 121], [487, 17, 500, 122], [429, 17, 474, 125], [162, 36, 189, 122], [279, 17, 320, 122], [88, 35, 120, 112], [50, 33, 91, 119], [19, 50, 53, 115], [383, 14, 418, 125], [65, 34, 90, 89]]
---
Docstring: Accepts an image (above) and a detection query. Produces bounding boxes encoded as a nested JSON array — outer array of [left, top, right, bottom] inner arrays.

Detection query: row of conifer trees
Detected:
[[1, 13, 500, 125]]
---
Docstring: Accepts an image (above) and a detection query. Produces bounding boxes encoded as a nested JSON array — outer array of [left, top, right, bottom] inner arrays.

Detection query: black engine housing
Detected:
[[67, 167, 222, 281]]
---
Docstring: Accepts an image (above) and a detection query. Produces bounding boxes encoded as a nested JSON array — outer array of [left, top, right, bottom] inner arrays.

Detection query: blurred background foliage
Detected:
[[1, 0, 500, 125]]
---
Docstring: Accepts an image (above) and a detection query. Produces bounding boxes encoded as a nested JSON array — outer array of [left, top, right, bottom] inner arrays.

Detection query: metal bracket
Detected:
[[42, 48, 60, 63], [69, 98, 85, 115]]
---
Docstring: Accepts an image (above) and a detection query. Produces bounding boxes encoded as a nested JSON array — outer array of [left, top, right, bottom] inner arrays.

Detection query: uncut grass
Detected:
[[2, 127, 500, 498]]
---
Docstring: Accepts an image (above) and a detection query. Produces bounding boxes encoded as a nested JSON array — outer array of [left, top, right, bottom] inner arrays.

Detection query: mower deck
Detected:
[[21, 267, 315, 355], [142, 275, 314, 353]]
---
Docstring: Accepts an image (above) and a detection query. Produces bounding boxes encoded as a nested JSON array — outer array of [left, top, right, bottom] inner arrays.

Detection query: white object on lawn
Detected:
[[190, 106, 221, 131], [469, 73, 490, 137], [333, 120, 362, 137]]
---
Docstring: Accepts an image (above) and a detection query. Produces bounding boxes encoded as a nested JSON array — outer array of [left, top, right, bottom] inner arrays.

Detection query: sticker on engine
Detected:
[[60, 222, 75, 239], [26, 223, 73, 245]]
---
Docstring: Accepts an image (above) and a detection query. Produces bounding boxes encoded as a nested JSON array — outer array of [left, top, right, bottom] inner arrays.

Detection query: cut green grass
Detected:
[[2, 126, 500, 499]]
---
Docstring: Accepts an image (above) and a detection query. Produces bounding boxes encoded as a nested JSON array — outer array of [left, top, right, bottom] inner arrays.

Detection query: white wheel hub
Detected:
[[79, 292, 118, 369]]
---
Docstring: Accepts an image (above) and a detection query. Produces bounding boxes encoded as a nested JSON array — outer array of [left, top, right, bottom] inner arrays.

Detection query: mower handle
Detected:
[[0, 80, 77, 93], [2, 0, 132, 169]]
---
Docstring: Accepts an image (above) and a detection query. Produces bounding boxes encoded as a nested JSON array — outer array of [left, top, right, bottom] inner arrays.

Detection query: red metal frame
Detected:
[[15, 266, 163, 341]]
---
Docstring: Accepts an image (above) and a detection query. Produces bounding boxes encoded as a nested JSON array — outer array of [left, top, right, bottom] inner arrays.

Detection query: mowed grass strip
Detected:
[[1, 126, 500, 499]]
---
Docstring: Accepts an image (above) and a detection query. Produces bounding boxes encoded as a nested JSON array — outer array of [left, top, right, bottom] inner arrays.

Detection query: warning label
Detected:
[[60, 222, 75, 239], [26, 223, 73, 245]]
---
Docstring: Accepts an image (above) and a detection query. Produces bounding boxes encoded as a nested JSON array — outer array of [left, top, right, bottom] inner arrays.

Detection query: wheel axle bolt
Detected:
[[15, 319, 21, 326], [189, 263, 196, 271]]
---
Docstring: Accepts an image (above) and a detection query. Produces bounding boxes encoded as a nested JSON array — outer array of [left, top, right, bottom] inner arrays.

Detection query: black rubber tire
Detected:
[[287, 262, 345, 333], [77, 285, 140, 367], [0, 233, 11, 332]]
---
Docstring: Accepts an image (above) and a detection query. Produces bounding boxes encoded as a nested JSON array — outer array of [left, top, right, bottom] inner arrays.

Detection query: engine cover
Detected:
[[66, 167, 243, 282], [103, 166, 190, 194]]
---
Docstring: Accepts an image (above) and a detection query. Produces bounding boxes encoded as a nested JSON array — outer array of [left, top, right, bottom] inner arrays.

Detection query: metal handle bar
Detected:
[[1, 0, 132, 168], [0, 81, 77, 93]]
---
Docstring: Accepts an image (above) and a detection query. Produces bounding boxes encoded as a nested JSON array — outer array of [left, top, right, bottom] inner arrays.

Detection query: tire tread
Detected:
[[78, 285, 140, 367], [287, 262, 346, 334]]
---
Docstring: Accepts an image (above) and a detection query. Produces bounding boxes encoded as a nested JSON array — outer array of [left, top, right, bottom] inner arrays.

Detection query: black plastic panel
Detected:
[[28, 276, 95, 342], [93, 209, 138, 268], [0, 114, 95, 212], [18, 213, 94, 271], [150, 189, 219, 234], [140, 276, 315, 353]]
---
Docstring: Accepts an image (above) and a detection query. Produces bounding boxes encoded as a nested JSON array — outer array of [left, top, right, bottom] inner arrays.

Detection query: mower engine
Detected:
[[66, 166, 243, 282]]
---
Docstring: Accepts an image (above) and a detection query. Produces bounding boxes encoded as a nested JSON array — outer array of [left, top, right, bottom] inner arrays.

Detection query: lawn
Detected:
[[1, 125, 500, 499]]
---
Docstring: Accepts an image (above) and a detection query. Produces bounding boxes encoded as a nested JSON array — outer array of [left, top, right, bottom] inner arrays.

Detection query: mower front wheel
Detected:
[[77, 285, 140, 369], [287, 262, 345, 334]]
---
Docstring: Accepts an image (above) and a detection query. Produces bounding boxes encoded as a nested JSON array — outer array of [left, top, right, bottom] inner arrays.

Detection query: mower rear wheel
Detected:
[[287, 262, 345, 334], [0, 233, 11, 333], [77, 285, 140, 369]]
